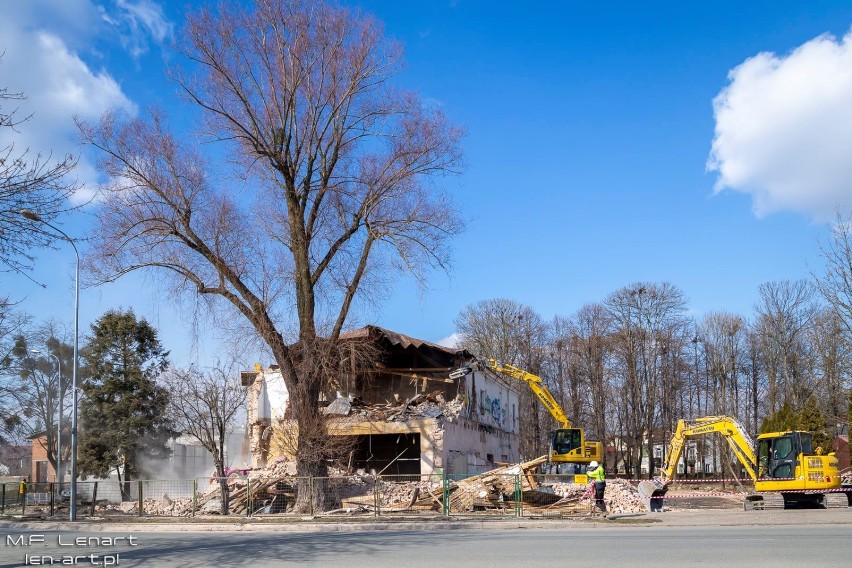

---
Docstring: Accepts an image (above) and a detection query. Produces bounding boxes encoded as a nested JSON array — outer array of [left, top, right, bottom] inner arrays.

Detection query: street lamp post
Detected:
[[20, 210, 79, 521], [30, 349, 62, 487]]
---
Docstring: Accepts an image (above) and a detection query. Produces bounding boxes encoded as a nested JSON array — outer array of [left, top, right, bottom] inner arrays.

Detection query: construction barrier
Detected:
[[2, 477, 850, 519], [442, 473, 520, 517]]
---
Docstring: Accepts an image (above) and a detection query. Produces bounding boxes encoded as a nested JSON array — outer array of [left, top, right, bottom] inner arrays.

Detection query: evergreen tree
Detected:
[[78, 310, 172, 496], [759, 403, 798, 434], [761, 398, 832, 453], [797, 396, 832, 452]]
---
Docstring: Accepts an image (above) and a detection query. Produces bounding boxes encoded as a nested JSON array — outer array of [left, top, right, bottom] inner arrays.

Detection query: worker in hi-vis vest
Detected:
[[587, 461, 606, 512]]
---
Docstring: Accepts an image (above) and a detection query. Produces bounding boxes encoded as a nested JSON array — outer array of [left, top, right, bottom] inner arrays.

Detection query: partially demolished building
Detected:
[[243, 326, 520, 476]]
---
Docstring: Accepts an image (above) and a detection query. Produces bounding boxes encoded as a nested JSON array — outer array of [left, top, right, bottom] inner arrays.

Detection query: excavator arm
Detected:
[[659, 416, 759, 483], [640, 415, 758, 511], [485, 359, 571, 428], [450, 358, 602, 466], [640, 416, 845, 512]]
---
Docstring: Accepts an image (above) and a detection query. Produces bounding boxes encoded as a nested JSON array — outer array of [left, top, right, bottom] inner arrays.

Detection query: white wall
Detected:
[[460, 370, 519, 435], [442, 369, 520, 475], [257, 369, 289, 421]]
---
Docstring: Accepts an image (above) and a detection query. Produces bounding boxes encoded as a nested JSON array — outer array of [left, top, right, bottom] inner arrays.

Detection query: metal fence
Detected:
[[2, 474, 799, 519]]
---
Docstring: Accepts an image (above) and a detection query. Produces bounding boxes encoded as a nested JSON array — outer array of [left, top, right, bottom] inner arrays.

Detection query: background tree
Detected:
[[809, 309, 851, 437], [78, 0, 463, 511], [167, 362, 247, 515], [816, 210, 852, 350], [761, 399, 831, 452], [0, 298, 30, 443], [797, 396, 832, 452], [454, 298, 549, 458], [754, 280, 817, 411], [700, 312, 746, 417], [78, 309, 172, 499], [1, 58, 78, 275], [0, 328, 71, 473], [569, 303, 613, 468], [604, 282, 688, 478]]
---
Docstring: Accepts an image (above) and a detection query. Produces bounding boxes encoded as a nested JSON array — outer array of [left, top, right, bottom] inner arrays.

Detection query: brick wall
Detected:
[[834, 435, 850, 471], [30, 434, 56, 482]]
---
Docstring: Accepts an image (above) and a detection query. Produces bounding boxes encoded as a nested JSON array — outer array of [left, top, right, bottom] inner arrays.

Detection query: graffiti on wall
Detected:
[[479, 392, 508, 428], [459, 372, 513, 431]]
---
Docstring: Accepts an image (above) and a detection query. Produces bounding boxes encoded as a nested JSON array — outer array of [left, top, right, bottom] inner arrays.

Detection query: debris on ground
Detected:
[[80, 393, 651, 517]]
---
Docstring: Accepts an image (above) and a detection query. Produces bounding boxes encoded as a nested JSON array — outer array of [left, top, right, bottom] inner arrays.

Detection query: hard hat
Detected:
[[589, 461, 599, 468]]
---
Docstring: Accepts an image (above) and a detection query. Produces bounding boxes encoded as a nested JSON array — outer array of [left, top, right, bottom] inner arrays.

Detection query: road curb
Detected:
[[0, 516, 621, 532]]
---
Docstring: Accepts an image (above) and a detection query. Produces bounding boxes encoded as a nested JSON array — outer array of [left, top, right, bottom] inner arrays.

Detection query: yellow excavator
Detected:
[[451, 359, 603, 482], [638, 415, 849, 511]]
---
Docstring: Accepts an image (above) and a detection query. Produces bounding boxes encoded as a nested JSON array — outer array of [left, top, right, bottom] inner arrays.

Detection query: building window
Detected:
[[35, 461, 49, 483]]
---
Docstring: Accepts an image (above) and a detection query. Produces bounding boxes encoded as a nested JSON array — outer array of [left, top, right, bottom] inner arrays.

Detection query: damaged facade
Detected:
[[244, 326, 520, 476]]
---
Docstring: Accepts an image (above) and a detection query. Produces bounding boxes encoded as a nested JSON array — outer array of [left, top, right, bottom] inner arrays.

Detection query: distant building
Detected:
[[168, 430, 248, 479], [27, 430, 248, 484], [28, 433, 57, 482], [834, 434, 849, 472], [0, 444, 31, 479]]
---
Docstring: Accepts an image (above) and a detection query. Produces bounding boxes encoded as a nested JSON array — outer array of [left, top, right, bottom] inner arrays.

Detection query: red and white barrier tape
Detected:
[[621, 476, 852, 483], [646, 487, 852, 499], [622, 477, 796, 483]]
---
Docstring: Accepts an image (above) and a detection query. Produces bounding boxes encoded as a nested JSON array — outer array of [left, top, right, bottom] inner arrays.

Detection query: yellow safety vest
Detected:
[[589, 466, 605, 482]]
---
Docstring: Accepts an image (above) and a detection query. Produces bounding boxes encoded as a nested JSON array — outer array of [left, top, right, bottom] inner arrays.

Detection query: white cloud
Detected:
[[708, 30, 852, 220], [113, 0, 174, 58], [436, 332, 462, 348], [0, 1, 139, 203]]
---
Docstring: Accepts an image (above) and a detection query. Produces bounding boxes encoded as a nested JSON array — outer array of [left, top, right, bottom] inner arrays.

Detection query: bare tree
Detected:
[[553, 304, 612, 447], [808, 309, 851, 436], [816, 211, 852, 349], [1, 58, 79, 275], [0, 298, 31, 443], [454, 298, 549, 458], [455, 299, 538, 365], [699, 311, 748, 482], [754, 280, 818, 410], [604, 282, 688, 479], [700, 312, 746, 417], [548, 315, 582, 426], [167, 363, 247, 515], [77, 0, 463, 511], [0, 328, 72, 473], [743, 327, 765, 435]]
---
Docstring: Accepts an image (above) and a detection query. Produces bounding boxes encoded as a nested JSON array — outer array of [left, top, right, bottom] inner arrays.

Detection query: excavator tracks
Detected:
[[744, 493, 785, 510], [823, 493, 850, 508]]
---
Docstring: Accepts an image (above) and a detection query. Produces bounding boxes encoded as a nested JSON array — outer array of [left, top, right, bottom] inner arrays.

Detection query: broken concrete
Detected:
[[244, 326, 521, 477]]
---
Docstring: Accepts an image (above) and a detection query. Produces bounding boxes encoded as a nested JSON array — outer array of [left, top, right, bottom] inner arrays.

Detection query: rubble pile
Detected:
[[598, 479, 646, 513], [326, 391, 466, 423], [539, 478, 647, 514], [80, 457, 647, 517], [97, 497, 194, 517]]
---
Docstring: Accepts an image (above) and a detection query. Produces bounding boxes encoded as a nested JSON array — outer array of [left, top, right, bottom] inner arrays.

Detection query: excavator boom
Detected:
[[483, 359, 603, 466], [486, 359, 571, 428], [659, 416, 758, 483]]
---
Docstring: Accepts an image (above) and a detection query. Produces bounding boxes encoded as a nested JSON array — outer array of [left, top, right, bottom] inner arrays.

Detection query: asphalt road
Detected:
[[2, 522, 852, 568]]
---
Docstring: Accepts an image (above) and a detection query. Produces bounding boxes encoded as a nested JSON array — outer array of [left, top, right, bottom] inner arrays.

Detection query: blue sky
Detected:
[[5, 1, 852, 365]]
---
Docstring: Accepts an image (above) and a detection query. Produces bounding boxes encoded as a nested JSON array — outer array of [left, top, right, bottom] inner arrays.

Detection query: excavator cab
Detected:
[[550, 428, 583, 459], [757, 432, 810, 480]]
